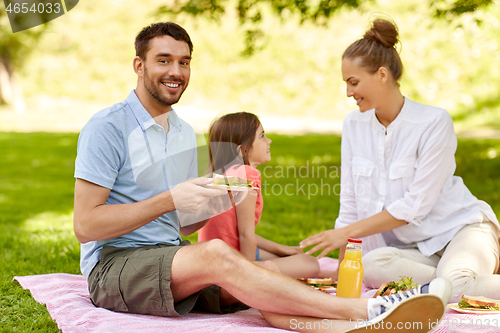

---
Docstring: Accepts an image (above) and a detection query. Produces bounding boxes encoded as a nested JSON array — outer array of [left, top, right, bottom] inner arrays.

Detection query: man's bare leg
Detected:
[[219, 260, 279, 306], [250, 260, 355, 332], [170, 239, 368, 320]]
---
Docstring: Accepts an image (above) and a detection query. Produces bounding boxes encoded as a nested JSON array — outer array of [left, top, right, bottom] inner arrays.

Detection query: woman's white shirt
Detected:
[[335, 97, 498, 256]]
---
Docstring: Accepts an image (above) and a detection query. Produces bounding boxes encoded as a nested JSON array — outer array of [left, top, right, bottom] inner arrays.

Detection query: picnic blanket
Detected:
[[14, 258, 500, 333]]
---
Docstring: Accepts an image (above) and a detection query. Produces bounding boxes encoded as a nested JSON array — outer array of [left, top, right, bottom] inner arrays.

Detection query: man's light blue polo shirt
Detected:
[[75, 90, 198, 279]]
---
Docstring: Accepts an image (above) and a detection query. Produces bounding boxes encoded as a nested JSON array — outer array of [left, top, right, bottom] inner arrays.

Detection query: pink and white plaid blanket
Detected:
[[14, 258, 500, 332]]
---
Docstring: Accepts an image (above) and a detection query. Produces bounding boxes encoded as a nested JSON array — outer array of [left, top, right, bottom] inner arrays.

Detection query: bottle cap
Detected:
[[348, 238, 362, 243]]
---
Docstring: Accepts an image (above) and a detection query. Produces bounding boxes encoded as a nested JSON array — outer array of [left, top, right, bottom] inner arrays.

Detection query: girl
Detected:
[[198, 112, 320, 278], [300, 18, 500, 302]]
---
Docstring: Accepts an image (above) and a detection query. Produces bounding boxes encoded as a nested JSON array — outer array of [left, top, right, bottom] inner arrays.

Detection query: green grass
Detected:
[[1, 132, 500, 331], [0, 132, 80, 332]]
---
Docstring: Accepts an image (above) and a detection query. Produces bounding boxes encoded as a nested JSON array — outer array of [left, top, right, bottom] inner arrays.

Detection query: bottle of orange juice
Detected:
[[336, 238, 363, 298]]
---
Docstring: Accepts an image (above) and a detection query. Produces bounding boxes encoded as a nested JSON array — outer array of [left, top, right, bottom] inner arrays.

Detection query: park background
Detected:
[[1, 0, 500, 331]]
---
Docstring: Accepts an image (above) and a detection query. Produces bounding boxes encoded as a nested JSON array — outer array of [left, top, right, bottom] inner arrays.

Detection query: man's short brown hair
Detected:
[[135, 22, 193, 59]]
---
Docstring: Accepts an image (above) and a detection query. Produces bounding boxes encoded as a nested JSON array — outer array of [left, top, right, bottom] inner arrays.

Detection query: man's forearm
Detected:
[[74, 190, 175, 243]]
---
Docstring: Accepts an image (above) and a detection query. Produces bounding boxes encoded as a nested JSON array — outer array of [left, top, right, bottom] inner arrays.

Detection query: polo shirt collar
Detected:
[[126, 90, 182, 132]]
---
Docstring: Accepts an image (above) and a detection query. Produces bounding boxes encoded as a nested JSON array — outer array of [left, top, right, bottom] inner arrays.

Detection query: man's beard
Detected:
[[143, 68, 186, 107]]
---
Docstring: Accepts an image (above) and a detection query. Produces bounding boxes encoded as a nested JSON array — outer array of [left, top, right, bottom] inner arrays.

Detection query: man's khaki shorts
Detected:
[[88, 241, 248, 317]]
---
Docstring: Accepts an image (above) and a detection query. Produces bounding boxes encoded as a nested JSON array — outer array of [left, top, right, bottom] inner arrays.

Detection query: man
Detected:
[[74, 22, 451, 332]]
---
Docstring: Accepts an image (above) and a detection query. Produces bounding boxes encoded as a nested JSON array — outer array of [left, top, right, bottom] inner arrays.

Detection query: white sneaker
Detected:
[[345, 278, 451, 332], [418, 277, 452, 307], [368, 277, 452, 319], [347, 294, 444, 332]]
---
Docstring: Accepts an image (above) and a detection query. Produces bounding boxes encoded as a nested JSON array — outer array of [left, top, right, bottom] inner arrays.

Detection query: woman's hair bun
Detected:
[[342, 16, 403, 81], [363, 18, 399, 48]]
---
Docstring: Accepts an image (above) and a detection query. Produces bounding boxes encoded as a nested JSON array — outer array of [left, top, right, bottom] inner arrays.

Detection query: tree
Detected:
[[432, 0, 494, 18], [0, 3, 46, 108], [0, 0, 79, 108], [157, 0, 494, 55]]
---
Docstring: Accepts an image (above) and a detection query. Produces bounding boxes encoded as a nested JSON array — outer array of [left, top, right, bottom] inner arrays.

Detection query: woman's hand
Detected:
[[300, 229, 349, 258]]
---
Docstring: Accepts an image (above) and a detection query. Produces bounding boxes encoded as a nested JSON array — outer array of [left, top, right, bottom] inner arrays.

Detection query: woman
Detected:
[[300, 18, 500, 302]]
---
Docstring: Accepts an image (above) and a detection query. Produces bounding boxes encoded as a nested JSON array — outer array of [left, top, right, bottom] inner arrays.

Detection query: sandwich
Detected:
[[212, 173, 254, 188], [374, 277, 418, 298], [458, 295, 500, 311], [303, 278, 337, 288], [298, 278, 337, 293]]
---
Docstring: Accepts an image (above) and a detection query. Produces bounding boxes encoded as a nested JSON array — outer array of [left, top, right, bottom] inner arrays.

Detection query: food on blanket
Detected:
[[212, 173, 254, 188], [298, 278, 337, 293], [373, 277, 419, 298], [305, 278, 337, 288], [458, 295, 500, 311], [316, 286, 336, 293]]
